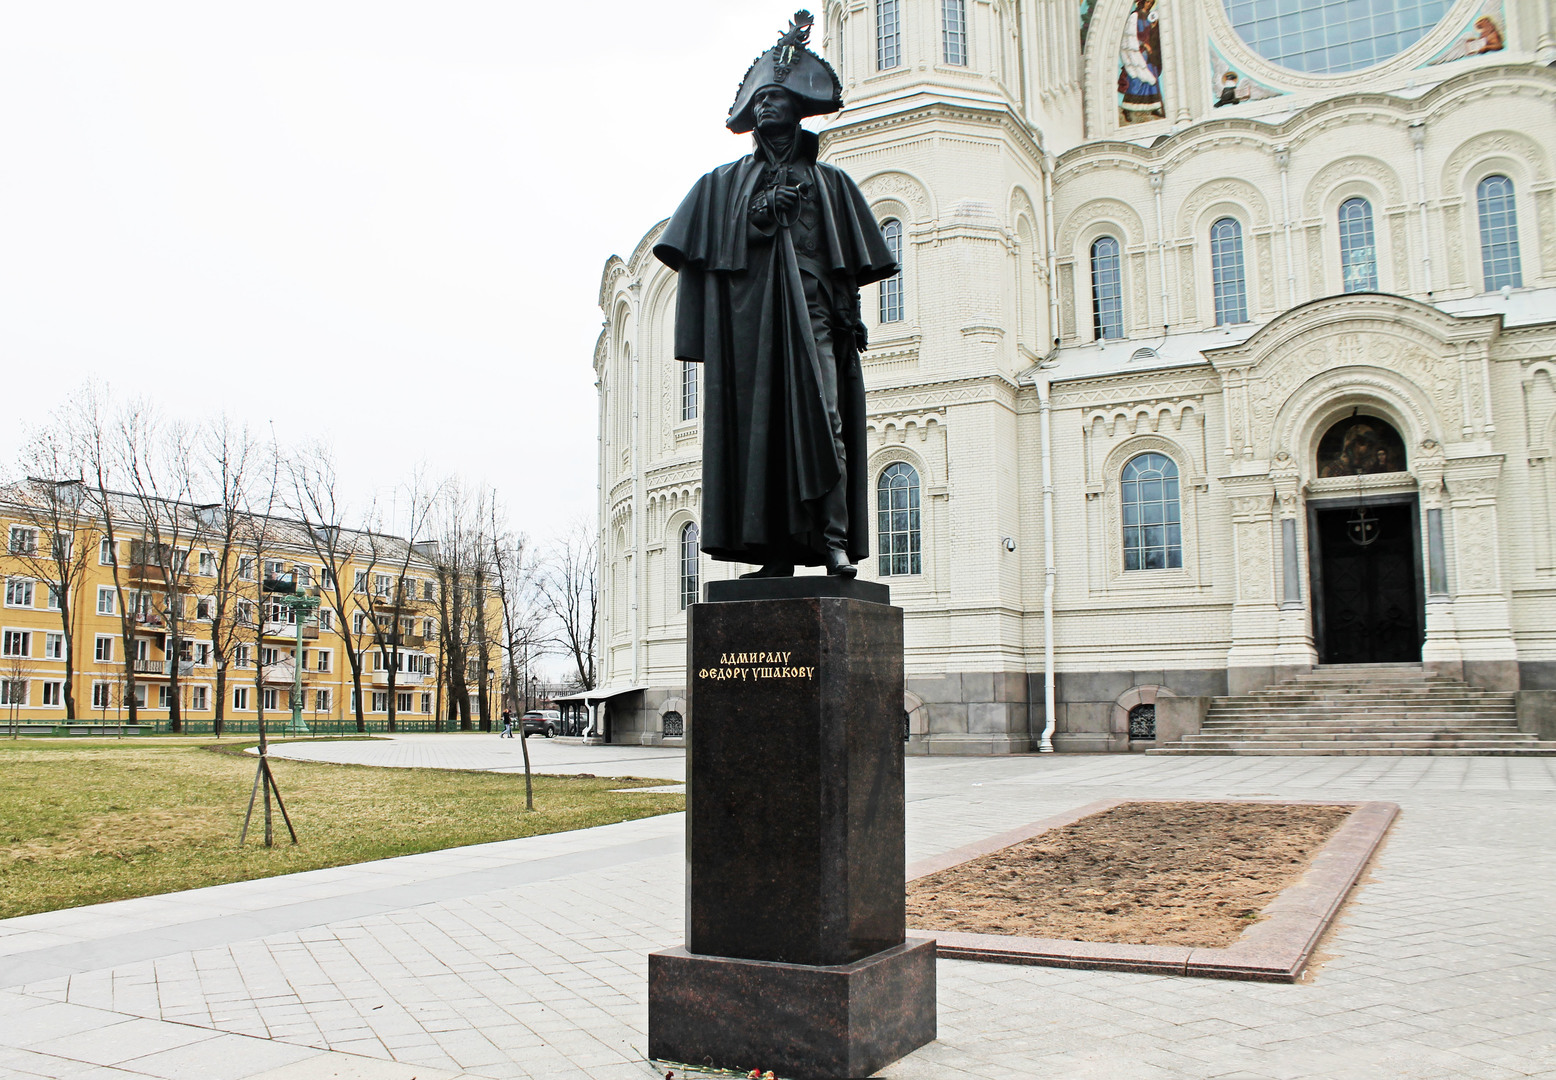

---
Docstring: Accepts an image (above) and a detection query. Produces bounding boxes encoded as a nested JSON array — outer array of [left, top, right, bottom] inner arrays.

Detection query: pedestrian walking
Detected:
[[500, 709, 513, 738]]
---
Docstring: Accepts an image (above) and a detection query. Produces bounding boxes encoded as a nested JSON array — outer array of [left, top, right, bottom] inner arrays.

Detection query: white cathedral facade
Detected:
[[594, 0, 1556, 752]]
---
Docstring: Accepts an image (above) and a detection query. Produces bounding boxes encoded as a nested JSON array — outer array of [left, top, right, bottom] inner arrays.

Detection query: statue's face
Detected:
[[753, 87, 799, 134]]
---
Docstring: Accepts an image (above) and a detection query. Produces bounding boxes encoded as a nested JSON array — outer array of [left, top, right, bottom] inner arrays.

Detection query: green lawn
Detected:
[[0, 737, 683, 919]]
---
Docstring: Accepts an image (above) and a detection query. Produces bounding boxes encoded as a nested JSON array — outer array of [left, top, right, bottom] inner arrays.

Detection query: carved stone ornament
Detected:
[[860, 171, 932, 223], [1059, 197, 1147, 253], [1301, 155, 1407, 217]]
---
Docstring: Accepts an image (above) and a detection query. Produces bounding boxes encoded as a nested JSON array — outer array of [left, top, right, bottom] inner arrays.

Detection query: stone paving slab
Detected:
[[3, 742, 1554, 1078]]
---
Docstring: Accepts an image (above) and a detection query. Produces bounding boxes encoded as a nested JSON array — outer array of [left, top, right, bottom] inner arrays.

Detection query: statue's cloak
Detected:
[[654, 130, 896, 567]]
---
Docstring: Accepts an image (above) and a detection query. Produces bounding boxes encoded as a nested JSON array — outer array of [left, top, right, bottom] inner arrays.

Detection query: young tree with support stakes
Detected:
[[238, 574, 299, 850], [489, 497, 545, 810], [196, 418, 270, 738]]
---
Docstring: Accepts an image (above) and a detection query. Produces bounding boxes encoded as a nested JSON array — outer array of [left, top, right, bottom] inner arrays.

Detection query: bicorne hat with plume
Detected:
[[726, 10, 844, 133]]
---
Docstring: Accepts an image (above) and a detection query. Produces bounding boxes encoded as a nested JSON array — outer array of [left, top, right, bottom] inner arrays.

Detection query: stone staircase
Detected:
[[1150, 663, 1556, 756]]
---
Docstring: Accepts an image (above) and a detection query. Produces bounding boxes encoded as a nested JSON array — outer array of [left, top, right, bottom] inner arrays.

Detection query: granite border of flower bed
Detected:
[[905, 797, 1399, 983]]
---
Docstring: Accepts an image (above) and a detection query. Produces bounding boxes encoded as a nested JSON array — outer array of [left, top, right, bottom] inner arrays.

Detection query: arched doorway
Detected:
[[1307, 414, 1424, 664]]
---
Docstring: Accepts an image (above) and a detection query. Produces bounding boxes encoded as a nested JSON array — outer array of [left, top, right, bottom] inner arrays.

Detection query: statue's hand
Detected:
[[852, 318, 869, 351], [772, 185, 800, 217]]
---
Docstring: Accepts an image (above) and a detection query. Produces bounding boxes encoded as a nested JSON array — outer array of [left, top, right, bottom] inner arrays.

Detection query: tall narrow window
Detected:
[[1121, 453, 1182, 571], [1338, 197, 1378, 293], [877, 463, 922, 576], [679, 522, 700, 611], [1210, 217, 1248, 325], [877, 0, 902, 70], [879, 219, 904, 323], [942, 0, 967, 65], [1477, 175, 1523, 291], [1090, 236, 1124, 340], [681, 361, 699, 421]]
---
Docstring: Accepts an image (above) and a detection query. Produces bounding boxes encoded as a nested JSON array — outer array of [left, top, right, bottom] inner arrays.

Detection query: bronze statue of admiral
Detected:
[[654, 11, 897, 579]]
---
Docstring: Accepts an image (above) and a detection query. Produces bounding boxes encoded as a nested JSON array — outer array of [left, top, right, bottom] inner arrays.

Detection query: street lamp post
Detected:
[[263, 570, 319, 735]]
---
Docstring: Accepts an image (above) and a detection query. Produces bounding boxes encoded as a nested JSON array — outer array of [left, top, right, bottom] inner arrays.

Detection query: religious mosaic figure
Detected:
[[1317, 416, 1408, 478], [654, 11, 897, 579], [1431, 12, 1505, 63], [1118, 0, 1165, 124]]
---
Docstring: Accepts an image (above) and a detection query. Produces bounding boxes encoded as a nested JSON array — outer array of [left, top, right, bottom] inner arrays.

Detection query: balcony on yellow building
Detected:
[[370, 669, 425, 687], [262, 620, 319, 641], [131, 658, 196, 678]]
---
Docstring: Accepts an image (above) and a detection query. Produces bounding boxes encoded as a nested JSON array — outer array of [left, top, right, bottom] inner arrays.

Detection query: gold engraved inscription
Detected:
[[697, 650, 815, 682]]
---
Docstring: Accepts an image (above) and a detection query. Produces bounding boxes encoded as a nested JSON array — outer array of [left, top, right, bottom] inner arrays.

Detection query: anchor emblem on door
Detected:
[[1346, 506, 1380, 547]]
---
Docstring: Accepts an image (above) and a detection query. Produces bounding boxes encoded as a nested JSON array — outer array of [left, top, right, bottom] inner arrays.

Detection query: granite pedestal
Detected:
[[648, 577, 935, 1079]]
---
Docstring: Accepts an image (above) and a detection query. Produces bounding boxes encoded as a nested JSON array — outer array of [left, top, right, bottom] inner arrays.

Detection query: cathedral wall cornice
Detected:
[[1050, 366, 1219, 405], [1054, 65, 1556, 180], [822, 99, 1045, 168], [866, 372, 1022, 414]]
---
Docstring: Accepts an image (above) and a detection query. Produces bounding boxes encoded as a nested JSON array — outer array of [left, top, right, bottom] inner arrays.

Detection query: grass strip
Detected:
[[0, 737, 683, 919]]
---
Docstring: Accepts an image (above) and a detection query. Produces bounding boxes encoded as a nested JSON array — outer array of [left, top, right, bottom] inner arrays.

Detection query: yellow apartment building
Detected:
[[1, 482, 501, 734]]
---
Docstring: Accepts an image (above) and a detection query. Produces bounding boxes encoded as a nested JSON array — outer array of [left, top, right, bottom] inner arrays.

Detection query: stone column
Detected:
[[1223, 475, 1296, 693], [1440, 456, 1518, 690], [1271, 457, 1318, 673]]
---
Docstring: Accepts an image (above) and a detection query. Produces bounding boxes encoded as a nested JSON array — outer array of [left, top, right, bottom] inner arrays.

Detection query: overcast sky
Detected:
[[0, 2, 800, 542]]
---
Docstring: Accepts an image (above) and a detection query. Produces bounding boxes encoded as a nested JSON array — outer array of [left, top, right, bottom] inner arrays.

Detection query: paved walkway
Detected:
[[3, 739, 1555, 1079]]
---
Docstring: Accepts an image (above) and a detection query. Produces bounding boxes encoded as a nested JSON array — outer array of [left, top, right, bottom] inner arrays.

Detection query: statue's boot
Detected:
[[740, 563, 794, 578], [825, 546, 857, 578]]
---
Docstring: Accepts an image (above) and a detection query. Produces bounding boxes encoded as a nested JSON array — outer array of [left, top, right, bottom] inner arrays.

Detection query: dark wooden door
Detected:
[[1312, 502, 1422, 664]]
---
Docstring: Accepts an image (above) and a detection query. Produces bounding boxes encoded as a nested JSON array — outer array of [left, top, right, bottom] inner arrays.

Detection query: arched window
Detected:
[[1121, 453, 1182, 571], [877, 0, 902, 70], [1210, 217, 1248, 325], [1225, 0, 1454, 73], [680, 361, 698, 422], [1477, 175, 1523, 291], [877, 463, 922, 576], [1338, 197, 1378, 293], [679, 522, 699, 610], [942, 0, 967, 65], [879, 219, 905, 323], [1090, 236, 1124, 340]]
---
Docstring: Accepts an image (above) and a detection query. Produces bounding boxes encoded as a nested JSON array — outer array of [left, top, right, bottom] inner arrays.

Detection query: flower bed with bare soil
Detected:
[[907, 801, 1352, 948]]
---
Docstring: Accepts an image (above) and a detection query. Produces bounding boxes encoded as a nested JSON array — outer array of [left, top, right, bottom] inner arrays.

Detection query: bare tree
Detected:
[[429, 484, 503, 731], [3, 653, 33, 738], [196, 418, 270, 737], [3, 418, 100, 719], [536, 520, 598, 692], [489, 497, 544, 809], [361, 473, 438, 733], [116, 407, 203, 732], [65, 385, 145, 725], [285, 445, 376, 732]]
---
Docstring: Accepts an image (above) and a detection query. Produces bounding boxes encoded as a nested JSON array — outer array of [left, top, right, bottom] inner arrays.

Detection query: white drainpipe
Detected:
[[1037, 156, 1060, 753], [1037, 370, 1057, 753]]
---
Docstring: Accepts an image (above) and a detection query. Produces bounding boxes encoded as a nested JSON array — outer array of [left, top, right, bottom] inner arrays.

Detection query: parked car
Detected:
[[521, 709, 561, 738]]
